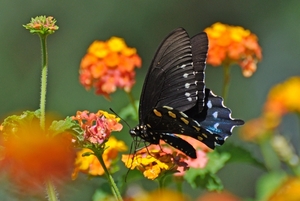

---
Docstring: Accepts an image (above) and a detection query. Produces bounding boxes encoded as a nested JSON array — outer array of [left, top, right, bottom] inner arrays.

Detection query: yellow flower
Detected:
[[204, 22, 262, 77], [72, 136, 127, 179], [88, 41, 109, 58], [107, 37, 126, 52], [122, 145, 188, 180]]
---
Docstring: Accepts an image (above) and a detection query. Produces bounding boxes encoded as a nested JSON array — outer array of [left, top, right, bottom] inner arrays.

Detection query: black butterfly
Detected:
[[129, 28, 244, 159]]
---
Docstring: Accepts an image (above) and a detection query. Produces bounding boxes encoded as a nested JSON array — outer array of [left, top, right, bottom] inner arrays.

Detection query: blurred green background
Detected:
[[1, 0, 300, 200]]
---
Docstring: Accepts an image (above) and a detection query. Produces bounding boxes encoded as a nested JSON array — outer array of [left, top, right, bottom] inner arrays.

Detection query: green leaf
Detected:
[[184, 151, 230, 191], [49, 116, 76, 136], [1, 110, 40, 137], [217, 143, 266, 170], [118, 100, 139, 121]]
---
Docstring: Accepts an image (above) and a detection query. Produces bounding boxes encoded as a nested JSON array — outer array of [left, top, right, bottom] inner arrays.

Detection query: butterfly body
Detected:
[[130, 28, 244, 158]]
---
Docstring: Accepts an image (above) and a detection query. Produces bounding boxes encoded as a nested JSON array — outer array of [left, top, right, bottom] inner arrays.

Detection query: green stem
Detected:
[[126, 90, 138, 115], [157, 174, 167, 190], [39, 34, 48, 130], [259, 138, 280, 171], [222, 64, 231, 103], [94, 149, 123, 201], [45, 180, 58, 201]]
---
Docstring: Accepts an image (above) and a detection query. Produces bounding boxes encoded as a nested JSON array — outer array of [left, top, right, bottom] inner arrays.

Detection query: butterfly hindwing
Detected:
[[146, 106, 217, 150], [195, 89, 244, 146], [160, 133, 197, 158]]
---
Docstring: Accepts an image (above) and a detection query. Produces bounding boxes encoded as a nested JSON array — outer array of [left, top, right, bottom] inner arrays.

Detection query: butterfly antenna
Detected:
[[109, 108, 131, 129]]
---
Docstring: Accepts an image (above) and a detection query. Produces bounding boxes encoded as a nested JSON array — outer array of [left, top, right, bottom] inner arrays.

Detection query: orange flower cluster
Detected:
[[72, 136, 127, 179], [79, 37, 142, 98], [0, 116, 75, 193], [204, 22, 262, 77], [72, 110, 123, 145]]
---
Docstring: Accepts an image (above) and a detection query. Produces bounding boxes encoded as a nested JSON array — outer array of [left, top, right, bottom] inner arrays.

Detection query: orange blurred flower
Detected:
[[197, 191, 242, 201], [239, 117, 276, 142], [72, 110, 123, 145], [204, 22, 262, 77], [122, 144, 189, 180], [0, 117, 75, 193], [264, 76, 300, 117], [72, 136, 127, 179], [268, 177, 300, 201], [79, 37, 142, 98]]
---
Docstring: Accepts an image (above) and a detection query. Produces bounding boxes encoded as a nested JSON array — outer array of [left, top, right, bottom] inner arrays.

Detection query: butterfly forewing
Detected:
[[139, 28, 207, 122]]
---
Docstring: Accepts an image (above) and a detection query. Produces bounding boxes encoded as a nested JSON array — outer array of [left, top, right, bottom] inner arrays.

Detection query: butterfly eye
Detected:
[[129, 130, 137, 136]]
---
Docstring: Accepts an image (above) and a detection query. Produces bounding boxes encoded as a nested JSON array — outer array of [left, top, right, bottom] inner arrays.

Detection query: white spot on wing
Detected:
[[207, 100, 212, 108], [183, 73, 189, 78], [213, 111, 218, 118], [163, 106, 173, 110], [179, 111, 188, 118], [214, 123, 219, 129], [193, 120, 200, 126], [185, 92, 191, 97], [187, 97, 192, 101], [185, 83, 190, 88]]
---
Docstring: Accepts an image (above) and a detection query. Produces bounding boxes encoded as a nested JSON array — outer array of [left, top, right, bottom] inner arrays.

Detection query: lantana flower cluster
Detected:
[[72, 110, 123, 145], [71, 110, 127, 178], [205, 22, 262, 77], [23, 16, 59, 35], [122, 136, 210, 180], [79, 37, 142, 98]]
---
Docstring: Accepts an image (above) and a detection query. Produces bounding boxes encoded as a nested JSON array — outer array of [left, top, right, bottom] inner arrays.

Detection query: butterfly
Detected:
[[129, 28, 244, 159]]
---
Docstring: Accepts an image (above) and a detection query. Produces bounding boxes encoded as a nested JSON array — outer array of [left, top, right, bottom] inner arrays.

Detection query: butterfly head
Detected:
[[129, 125, 146, 138]]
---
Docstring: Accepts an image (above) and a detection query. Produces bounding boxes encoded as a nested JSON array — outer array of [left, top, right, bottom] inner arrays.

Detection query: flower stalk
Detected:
[[46, 180, 59, 201], [93, 148, 123, 201], [39, 34, 48, 129]]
